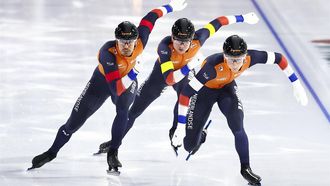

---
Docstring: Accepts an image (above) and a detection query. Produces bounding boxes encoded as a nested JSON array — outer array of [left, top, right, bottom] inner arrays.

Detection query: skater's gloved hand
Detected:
[[242, 12, 259, 24], [169, 0, 188, 12], [292, 80, 308, 106], [171, 124, 186, 148]]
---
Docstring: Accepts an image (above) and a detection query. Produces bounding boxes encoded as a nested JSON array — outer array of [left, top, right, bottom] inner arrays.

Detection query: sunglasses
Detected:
[[172, 36, 192, 45], [117, 39, 137, 45], [224, 54, 246, 63]]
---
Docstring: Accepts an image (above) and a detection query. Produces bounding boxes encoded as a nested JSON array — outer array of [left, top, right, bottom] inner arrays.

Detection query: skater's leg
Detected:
[[109, 80, 138, 149], [183, 87, 217, 153], [217, 82, 249, 165], [97, 63, 166, 154], [217, 81, 261, 184], [125, 63, 166, 135], [106, 80, 138, 173], [48, 71, 110, 154], [30, 70, 110, 169]]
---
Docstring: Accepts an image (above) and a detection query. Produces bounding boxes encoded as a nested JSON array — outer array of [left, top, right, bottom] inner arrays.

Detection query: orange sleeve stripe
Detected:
[[179, 94, 190, 106], [165, 72, 175, 86], [218, 16, 229, 25], [116, 80, 126, 96], [152, 9, 163, 17], [278, 56, 288, 70]]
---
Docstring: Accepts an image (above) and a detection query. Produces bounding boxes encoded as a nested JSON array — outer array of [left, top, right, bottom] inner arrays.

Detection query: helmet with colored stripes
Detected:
[[115, 21, 138, 40], [172, 18, 195, 41], [223, 35, 247, 57]]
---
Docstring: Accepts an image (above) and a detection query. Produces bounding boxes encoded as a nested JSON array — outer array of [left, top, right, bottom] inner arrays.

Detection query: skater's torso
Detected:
[[200, 53, 251, 89], [203, 54, 251, 89], [157, 36, 202, 70], [197, 49, 290, 89], [98, 40, 144, 78]]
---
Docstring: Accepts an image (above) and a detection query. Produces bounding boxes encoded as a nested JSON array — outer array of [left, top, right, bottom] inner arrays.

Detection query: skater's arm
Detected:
[[249, 50, 308, 105], [249, 49, 299, 82], [168, 52, 205, 85], [138, 0, 187, 47], [114, 68, 138, 96], [195, 12, 259, 46], [158, 37, 205, 86], [157, 37, 176, 85], [158, 36, 202, 86]]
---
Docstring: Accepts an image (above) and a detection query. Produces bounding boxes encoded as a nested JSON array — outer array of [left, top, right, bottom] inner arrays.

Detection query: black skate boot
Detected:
[[186, 120, 212, 160], [28, 151, 57, 170], [93, 140, 111, 155], [107, 148, 122, 176], [241, 164, 262, 185], [190, 130, 207, 154], [185, 130, 207, 160]]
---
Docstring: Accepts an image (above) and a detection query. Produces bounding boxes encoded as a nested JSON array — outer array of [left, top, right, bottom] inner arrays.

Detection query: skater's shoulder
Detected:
[[99, 40, 117, 54], [159, 36, 172, 45], [205, 53, 224, 64]]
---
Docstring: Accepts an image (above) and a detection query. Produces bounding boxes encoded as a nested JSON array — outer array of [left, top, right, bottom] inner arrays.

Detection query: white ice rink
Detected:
[[1, 0, 330, 186]]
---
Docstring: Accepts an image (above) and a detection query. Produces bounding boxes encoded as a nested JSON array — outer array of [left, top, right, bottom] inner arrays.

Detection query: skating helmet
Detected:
[[223, 35, 247, 57], [172, 18, 195, 41], [115, 21, 138, 40]]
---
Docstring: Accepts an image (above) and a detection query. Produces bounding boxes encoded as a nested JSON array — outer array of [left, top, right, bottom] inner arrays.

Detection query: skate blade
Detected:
[[27, 167, 35, 171], [171, 146, 178, 157], [248, 182, 261, 186], [204, 120, 212, 130], [107, 169, 120, 176], [93, 151, 104, 156], [185, 153, 192, 161], [27, 165, 41, 171]]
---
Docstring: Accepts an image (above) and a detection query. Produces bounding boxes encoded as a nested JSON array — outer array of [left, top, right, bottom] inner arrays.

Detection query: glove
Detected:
[[171, 124, 186, 148], [242, 12, 259, 24], [292, 80, 308, 106], [169, 0, 188, 12]]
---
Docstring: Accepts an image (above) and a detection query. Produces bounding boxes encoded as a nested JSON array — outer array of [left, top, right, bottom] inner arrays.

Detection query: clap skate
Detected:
[[186, 120, 212, 160], [241, 165, 262, 185], [93, 140, 111, 155], [106, 148, 122, 176], [28, 151, 57, 170]]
